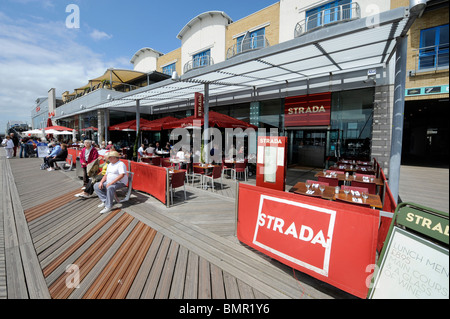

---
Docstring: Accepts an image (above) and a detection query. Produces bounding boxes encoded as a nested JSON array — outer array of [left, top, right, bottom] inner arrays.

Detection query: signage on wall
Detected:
[[405, 85, 449, 97], [194, 92, 204, 118], [284, 92, 331, 127]]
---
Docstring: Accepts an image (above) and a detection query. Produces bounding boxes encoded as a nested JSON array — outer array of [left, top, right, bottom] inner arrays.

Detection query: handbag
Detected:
[[86, 158, 100, 177]]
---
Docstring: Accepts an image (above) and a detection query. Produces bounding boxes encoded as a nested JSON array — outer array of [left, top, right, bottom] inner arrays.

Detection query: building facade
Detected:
[[45, 0, 426, 174], [393, 0, 449, 167]]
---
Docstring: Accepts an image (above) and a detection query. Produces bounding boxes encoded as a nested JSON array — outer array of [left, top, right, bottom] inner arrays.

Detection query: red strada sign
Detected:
[[284, 92, 331, 127], [194, 92, 204, 118], [237, 183, 379, 298]]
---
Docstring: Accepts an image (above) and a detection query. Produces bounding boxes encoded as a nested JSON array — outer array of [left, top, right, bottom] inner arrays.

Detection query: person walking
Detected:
[[2, 135, 14, 159], [10, 133, 19, 157], [19, 137, 29, 158], [93, 151, 128, 214]]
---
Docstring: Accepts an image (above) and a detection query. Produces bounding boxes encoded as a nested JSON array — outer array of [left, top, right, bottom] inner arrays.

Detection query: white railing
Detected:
[[295, 2, 360, 38], [410, 44, 449, 75], [183, 56, 214, 73], [227, 34, 270, 59]]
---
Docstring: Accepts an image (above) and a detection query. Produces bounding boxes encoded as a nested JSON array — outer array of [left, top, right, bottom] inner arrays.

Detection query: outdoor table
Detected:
[[170, 158, 187, 170], [141, 155, 160, 165], [290, 182, 383, 209], [315, 172, 383, 187], [329, 165, 375, 175], [156, 150, 170, 157]]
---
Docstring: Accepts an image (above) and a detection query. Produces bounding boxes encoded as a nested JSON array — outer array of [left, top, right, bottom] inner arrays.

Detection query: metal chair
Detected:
[[232, 161, 248, 181], [114, 172, 134, 203], [203, 165, 223, 192], [170, 171, 186, 204]]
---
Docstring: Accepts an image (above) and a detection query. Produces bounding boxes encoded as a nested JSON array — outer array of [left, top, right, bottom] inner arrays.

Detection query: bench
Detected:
[[114, 171, 134, 204], [56, 154, 74, 172]]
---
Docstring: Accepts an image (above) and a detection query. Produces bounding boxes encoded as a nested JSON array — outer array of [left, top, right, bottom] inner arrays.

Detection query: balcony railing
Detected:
[[226, 34, 270, 59], [410, 44, 449, 76], [183, 56, 214, 73], [295, 2, 360, 38]]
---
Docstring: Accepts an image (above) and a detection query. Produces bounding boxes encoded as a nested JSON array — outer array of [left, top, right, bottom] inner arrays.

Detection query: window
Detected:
[[236, 28, 266, 53], [306, 0, 352, 31], [162, 63, 176, 76], [419, 24, 449, 70], [193, 49, 211, 68]]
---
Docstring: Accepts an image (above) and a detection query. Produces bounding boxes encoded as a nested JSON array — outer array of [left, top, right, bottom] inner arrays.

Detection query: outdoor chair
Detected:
[[318, 176, 339, 187], [222, 160, 233, 178], [189, 163, 205, 186], [170, 171, 186, 204], [232, 160, 248, 181], [351, 181, 376, 195], [161, 158, 175, 168], [203, 165, 223, 192], [306, 179, 329, 187], [341, 185, 369, 194]]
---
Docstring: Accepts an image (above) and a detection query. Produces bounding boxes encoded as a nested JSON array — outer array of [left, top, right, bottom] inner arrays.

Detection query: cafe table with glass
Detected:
[[289, 181, 383, 209], [314, 171, 384, 187]]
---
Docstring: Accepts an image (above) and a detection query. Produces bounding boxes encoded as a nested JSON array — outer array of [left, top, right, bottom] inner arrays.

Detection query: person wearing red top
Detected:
[[80, 140, 99, 186]]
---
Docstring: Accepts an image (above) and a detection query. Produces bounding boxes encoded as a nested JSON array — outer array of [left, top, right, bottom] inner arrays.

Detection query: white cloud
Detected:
[[90, 29, 113, 41], [0, 10, 128, 130]]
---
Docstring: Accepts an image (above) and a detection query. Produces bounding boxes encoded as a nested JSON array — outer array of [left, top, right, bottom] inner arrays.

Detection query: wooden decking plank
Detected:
[[125, 231, 164, 299], [155, 240, 179, 299], [168, 245, 189, 299], [38, 202, 106, 265], [82, 221, 147, 299], [42, 209, 121, 278], [31, 200, 98, 249], [111, 228, 157, 299], [49, 212, 134, 299], [183, 250, 199, 299], [24, 189, 81, 222], [68, 218, 139, 299], [210, 263, 226, 299], [223, 271, 240, 299], [198, 256, 211, 299], [237, 278, 255, 299], [140, 235, 171, 299]]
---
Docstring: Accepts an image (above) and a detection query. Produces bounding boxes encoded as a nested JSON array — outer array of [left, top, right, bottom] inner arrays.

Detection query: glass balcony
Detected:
[[410, 44, 449, 75], [183, 55, 214, 73], [226, 34, 270, 59], [295, 2, 361, 38]]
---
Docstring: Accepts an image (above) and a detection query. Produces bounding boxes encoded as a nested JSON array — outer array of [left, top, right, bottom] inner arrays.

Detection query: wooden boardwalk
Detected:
[[1, 148, 353, 299]]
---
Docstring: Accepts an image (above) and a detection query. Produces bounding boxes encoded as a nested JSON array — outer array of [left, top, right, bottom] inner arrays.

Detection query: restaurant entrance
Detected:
[[287, 128, 327, 168]]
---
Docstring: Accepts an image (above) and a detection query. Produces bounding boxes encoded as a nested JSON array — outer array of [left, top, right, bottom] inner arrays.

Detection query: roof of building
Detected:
[[177, 11, 233, 40], [130, 47, 165, 64]]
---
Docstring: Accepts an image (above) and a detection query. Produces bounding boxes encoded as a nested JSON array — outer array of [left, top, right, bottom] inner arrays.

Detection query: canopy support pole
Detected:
[[204, 83, 210, 164], [388, 34, 408, 205]]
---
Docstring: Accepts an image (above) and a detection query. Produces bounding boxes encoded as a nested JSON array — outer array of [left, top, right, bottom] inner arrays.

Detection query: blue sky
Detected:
[[0, 0, 278, 131]]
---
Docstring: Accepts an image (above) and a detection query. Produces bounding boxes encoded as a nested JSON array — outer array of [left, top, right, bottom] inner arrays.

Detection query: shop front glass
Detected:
[[329, 88, 374, 161]]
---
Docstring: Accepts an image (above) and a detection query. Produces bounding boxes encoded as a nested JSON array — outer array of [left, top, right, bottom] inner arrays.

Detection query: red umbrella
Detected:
[[140, 116, 178, 131], [45, 125, 74, 131], [163, 111, 257, 130], [109, 119, 152, 131], [47, 118, 53, 127], [82, 127, 98, 131]]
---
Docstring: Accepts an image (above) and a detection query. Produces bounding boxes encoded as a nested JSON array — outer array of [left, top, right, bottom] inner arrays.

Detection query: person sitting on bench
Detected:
[[47, 143, 68, 171], [93, 151, 128, 214]]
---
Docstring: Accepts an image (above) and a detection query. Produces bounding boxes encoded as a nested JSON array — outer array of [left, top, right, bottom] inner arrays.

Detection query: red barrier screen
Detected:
[[237, 184, 379, 298], [130, 161, 167, 204]]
